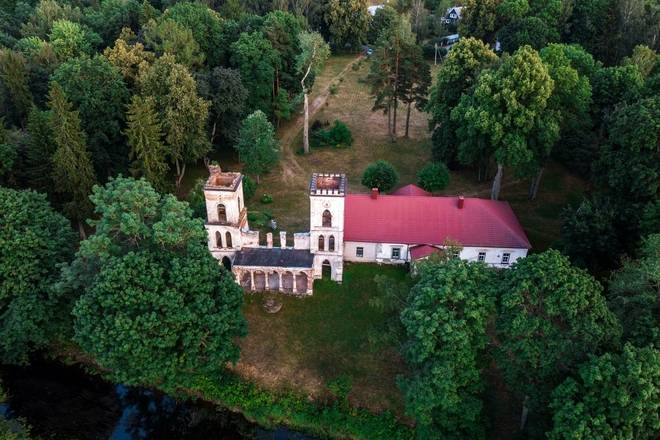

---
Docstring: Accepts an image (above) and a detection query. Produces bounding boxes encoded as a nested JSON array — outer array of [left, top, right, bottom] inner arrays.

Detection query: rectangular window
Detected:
[[502, 252, 511, 264], [356, 247, 364, 258], [478, 252, 486, 262], [391, 247, 401, 259]]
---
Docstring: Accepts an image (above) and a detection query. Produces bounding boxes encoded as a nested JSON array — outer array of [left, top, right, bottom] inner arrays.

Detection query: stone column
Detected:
[[278, 272, 283, 293], [265, 271, 270, 290], [250, 271, 254, 291], [308, 271, 313, 293], [292, 272, 297, 293], [279, 231, 287, 248], [266, 232, 273, 248]]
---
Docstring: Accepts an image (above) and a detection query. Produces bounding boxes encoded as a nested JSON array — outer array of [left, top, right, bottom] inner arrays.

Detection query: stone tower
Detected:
[[204, 165, 249, 267], [309, 173, 345, 282]]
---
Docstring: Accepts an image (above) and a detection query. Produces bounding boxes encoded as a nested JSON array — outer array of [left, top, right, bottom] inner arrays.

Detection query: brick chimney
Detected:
[[371, 188, 379, 199], [458, 195, 465, 209]]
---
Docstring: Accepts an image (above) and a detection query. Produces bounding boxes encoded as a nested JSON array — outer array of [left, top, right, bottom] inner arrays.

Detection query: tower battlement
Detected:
[[309, 173, 347, 196], [205, 165, 242, 192]]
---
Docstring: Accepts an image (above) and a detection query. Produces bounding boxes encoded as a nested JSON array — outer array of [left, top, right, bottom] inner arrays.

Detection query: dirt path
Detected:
[[278, 55, 364, 184]]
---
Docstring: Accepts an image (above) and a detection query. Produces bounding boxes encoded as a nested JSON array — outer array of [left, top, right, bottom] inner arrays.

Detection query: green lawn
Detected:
[[233, 263, 412, 415]]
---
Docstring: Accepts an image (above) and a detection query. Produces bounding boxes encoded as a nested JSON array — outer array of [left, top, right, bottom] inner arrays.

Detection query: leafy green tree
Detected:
[[230, 31, 280, 115], [459, 0, 501, 43], [143, 18, 204, 68], [453, 45, 558, 200], [624, 45, 658, 79], [263, 10, 305, 95], [69, 177, 246, 387], [21, 0, 83, 39], [103, 28, 155, 84], [399, 259, 496, 439], [161, 2, 223, 66], [23, 107, 56, 194], [498, 16, 551, 53], [368, 4, 398, 43], [197, 67, 248, 147], [361, 160, 398, 192], [592, 64, 644, 130], [496, 250, 621, 418], [427, 37, 497, 168], [235, 110, 279, 183], [124, 95, 168, 192], [563, 0, 618, 65], [325, 0, 370, 50], [49, 19, 94, 61], [559, 195, 625, 273], [0, 188, 76, 364], [48, 82, 97, 233], [139, 54, 210, 190], [52, 55, 130, 178], [607, 234, 660, 348], [296, 30, 330, 153], [84, 0, 140, 46], [0, 48, 32, 125], [548, 344, 660, 440], [417, 162, 450, 192], [399, 42, 431, 138]]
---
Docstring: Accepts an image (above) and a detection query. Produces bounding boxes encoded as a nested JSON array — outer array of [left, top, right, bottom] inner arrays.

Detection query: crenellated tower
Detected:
[[309, 173, 345, 282]]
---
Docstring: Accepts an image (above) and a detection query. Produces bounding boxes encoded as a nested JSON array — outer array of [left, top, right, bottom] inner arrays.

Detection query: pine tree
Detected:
[[125, 95, 168, 192], [0, 49, 33, 125], [24, 107, 57, 194], [48, 83, 97, 235]]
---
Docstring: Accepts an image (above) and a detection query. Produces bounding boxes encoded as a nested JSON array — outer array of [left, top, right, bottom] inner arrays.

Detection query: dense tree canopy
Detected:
[[235, 110, 278, 183], [69, 177, 246, 386], [0, 187, 76, 364]]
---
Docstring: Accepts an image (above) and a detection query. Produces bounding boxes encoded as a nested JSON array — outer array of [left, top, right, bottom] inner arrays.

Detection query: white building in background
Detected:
[[204, 167, 531, 295]]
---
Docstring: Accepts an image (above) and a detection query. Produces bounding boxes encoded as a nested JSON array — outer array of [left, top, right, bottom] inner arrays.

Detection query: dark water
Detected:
[[0, 361, 313, 440]]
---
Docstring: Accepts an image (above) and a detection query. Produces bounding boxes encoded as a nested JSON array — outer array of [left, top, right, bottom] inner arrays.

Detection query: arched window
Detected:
[[215, 231, 222, 248], [329, 235, 335, 252], [217, 204, 227, 223], [318, 235, 325, 251], [322, 210, 332, 227], [225, 231, 233, 248]]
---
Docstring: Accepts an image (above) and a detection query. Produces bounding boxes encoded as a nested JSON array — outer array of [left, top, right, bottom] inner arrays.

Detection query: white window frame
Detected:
[[478, 251, 486, 262], [391, 247, 401, 260], [356, 246, 364, 258], [502, 252, 511, 265]]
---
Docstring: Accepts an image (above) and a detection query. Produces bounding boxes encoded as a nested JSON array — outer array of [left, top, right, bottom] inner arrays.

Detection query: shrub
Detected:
[[417, 162, 450, 192], [261, 193, 273, 204], [311, 120, 352, 148], [361, 160, 398, 192], [329, 83, 338, 95]]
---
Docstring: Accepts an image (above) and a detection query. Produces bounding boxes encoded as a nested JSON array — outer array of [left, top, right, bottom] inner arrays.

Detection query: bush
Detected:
[[329, 83, 338, 95], [311, 120, 353, 148], [417, 162, 450, 192], [242, 175, 256, 200], [260, 193, 273, 204], [361, 160, 398, 192]]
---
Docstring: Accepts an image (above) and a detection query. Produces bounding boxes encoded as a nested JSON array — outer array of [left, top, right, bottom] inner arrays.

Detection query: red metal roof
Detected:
[[410, 245, 442, 260], [344, 194, 531, 249], [392, 184, 431, 197]]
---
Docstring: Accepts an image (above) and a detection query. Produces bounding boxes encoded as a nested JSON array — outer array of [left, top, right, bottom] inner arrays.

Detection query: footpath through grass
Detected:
[[232, 263, 412, 416]]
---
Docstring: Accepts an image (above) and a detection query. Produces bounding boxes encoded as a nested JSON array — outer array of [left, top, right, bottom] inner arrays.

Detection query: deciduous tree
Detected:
[[325, 0, 370, 50], [235, 110, 278, 183], [0, 188, 76, 364], [69, 177, 246, 387], [361, 160, 398, 192]]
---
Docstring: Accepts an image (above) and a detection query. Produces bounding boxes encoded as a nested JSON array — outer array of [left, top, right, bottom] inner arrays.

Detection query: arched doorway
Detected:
[[221, 256, 232, 271], [253, 271, 266, 291], [240, 272, 251, 290], [296, 272, 308, 294], [322, 260, 331, 279], [268, 272, 280, 291], [282, 271, 294, 293]]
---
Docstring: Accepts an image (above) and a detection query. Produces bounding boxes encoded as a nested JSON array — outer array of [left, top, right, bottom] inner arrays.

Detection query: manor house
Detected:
[[204, 166, 531, 295]]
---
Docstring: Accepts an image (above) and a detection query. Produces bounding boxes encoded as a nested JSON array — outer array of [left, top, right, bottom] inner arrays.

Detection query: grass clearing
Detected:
[[231, 263, 412, 415]]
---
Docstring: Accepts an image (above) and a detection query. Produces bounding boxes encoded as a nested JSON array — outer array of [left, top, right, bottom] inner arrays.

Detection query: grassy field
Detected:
[[231, 263, 412, 415]]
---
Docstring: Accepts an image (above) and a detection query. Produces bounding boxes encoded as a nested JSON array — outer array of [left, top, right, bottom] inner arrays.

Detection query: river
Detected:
[[1, 360, 314, 440]]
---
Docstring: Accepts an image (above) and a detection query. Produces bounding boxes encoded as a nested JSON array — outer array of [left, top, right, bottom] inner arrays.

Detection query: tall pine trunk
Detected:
[[405, 102, 411, 137], [303, 91, 310, 154], [491, 163, 503, 200], [77, 220, 87, 240], [387, 100, 394, 142]]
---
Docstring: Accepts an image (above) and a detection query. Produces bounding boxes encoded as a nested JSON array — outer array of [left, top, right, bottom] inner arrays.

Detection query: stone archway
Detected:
[[322, 260, 331, 279], [282, 271, 294, 293], [240, 271, 252, 290], [221, 256, 232, 271], [296, 272, 308, 294], [253, 271, 266, 291], [268, 272, 280, 291]]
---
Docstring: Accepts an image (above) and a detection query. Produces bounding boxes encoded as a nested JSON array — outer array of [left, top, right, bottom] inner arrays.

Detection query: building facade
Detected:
[[204, 167, 531, 295]]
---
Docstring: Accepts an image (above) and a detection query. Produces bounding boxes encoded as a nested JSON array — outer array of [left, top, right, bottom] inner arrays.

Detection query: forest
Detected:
[[0, 0, 659, 439]]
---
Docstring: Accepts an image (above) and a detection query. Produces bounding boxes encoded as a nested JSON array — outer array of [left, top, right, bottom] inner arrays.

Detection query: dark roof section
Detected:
[[233, 248, 315, 268]]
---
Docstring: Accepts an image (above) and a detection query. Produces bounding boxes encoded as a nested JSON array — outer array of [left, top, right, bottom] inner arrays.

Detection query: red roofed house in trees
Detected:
[[204, 168, 531, 295]]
